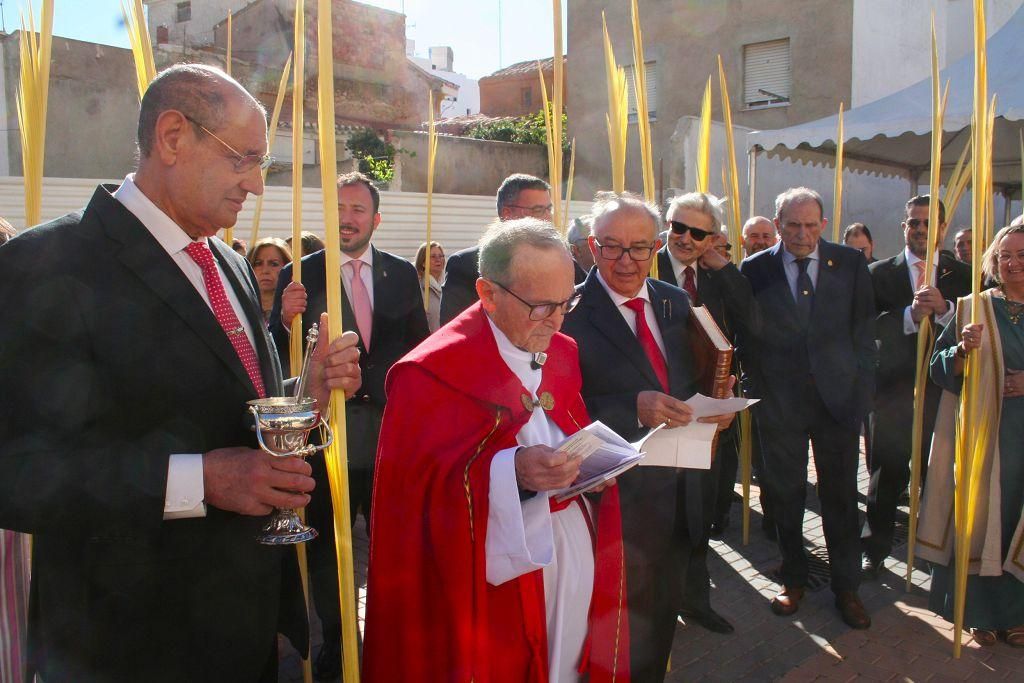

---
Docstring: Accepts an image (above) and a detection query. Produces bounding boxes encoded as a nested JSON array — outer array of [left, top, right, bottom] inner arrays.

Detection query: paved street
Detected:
[[281, 438, 1024, 681]]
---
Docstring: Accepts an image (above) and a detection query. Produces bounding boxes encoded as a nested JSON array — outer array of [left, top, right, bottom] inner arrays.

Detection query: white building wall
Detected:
[[144, 0, 251, 48], [411, 56, 480, 116], [0, 177, 591, 258], [852, 0, 1023, 107]]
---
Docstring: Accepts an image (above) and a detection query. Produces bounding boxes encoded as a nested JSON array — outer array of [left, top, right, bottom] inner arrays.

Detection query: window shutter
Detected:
[[625, 61, 658, 120], [743, 39, 791, 107]]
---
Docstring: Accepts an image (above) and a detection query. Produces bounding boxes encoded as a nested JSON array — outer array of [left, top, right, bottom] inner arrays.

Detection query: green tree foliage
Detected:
[[345, 128, 397, 183], [465, 108, 569, 155]]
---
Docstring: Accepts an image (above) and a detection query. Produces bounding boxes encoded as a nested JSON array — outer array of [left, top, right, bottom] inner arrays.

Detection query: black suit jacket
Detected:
[[0, 186, 304, 682], [439, 245, 480, 325], [869, 250, 971, 391], [737, 240, 876, 430], [656, 247, 754, 340], [269, 246, 429, 468], [561, 271, 706, 540]]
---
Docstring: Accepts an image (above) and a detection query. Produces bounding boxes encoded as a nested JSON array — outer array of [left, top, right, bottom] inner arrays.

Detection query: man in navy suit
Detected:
[[860, 196, 970, 577], [562, 192, 734, 682], [0, 64, 361, 682], [737, 187, 875, 630], [269, 171, 429, 679], [439, 173, 553, 324], [655, 192, 755, 636]]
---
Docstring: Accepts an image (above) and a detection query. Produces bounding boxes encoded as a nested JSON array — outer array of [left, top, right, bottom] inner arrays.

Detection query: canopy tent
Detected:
[[746, 7, 1024, 208]]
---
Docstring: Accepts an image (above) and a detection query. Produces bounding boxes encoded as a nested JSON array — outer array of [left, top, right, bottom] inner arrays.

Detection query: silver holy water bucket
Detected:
[[248, 396, 333, 545]]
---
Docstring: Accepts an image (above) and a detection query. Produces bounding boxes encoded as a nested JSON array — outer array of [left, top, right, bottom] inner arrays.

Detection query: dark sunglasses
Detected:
[[669, 221, 712, 241], [905, 218, 931, 229]]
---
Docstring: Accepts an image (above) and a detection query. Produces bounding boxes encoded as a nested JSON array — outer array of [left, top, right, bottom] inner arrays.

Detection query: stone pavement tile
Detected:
[[283, 441, 1024, 683]]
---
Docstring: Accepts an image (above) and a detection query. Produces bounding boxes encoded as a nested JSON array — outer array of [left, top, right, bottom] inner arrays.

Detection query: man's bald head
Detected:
[[137, 64, 266, 158], [741, 215, 776, 257], [591, 192, 662, 241]]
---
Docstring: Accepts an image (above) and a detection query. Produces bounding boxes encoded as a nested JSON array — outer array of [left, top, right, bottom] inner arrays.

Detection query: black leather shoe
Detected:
[[862, 554, 884, 581], [679, 606, 735, 634], [313, 637, 342, 681]]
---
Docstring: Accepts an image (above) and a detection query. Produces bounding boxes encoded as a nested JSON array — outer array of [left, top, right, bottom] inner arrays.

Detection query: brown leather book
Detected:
[[688, 305, 734, 399]]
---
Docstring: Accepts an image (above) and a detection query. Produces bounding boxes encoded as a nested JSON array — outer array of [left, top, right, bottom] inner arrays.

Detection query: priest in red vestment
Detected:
[[363, 218, 630, 683]]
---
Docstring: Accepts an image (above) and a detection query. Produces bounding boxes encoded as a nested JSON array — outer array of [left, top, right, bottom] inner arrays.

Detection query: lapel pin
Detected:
[[827, 259, 834, 267]]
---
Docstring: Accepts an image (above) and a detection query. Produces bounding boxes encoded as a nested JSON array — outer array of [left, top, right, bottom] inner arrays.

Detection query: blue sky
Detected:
[[0, 0, 567, 79]]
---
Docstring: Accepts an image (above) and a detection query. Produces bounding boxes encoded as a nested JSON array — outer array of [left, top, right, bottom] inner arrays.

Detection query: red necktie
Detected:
[[184, 242, 267, 398], [682, 265, 698, 304], [624, 298, 670, 393]]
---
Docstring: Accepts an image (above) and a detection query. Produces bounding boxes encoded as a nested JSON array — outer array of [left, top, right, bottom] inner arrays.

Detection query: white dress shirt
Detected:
[[665, 248, 698, 294], [113, 174, 259, 520], [902, 247, 956, 334], [781, 244, 821, 302], [594, 270, 668, 357]]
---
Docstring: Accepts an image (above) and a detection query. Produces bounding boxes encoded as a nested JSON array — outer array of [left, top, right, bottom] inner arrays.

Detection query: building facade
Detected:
[[567, 0, 1022, 249], [479, 56, 566, 118]]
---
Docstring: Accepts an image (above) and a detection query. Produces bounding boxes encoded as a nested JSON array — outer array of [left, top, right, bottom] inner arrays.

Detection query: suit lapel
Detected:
[[648, 281, 687, 386], [582, 275, 662, 390], [369, 245, 389, 342], [98, 191, 260, 397], [767, 244, 799, 310], [890, 251, 913, 301], [811, 242, 840, 319], [657, 249, 675, 287]]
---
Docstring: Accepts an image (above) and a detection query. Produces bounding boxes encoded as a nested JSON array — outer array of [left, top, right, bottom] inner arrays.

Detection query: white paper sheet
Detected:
[[638, 421, 719, 469], [684, 393, 760, 419]]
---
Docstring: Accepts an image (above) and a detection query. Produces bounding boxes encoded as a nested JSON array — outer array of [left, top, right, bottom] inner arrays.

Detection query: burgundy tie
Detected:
[[184, 241, 267, 398], [682, 265, 698, 304], [624, 298, 670, 393]]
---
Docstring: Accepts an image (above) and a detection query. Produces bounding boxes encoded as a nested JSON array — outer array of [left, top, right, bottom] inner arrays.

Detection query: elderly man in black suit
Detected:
[[439, 173, 552, 324], [562, 192, 734, 682], [269, 171, 429, 679], [655, 191, 755, 635], [0, 64, 361, 682], [737, 187, 876, 630], [860, 196, 971, 578]]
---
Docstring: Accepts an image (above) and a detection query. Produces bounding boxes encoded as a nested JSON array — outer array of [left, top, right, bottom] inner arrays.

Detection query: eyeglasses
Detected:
[[592, 238, 656, 262], [905, 218, 933, 229], [505, 203, 554, 218], [669, 221, 712, 241], [489, 280, 581, 320], [183, 114, 275, 173]]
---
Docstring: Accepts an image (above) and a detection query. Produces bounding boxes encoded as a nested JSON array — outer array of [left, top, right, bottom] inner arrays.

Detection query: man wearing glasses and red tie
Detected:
[[562, 192, 735, 681], [0, 64, 362, 682]]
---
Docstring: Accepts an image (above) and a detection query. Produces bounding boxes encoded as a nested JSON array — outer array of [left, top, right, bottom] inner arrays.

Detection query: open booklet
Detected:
[[552, 421, 664, 503]]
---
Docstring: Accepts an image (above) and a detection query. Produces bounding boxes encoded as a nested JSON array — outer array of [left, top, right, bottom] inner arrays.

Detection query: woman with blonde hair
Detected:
[[415, 240, 445, 332], [917, 224, 1024, 647]]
